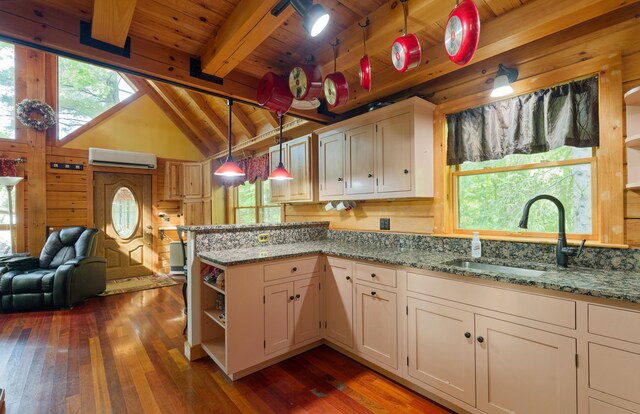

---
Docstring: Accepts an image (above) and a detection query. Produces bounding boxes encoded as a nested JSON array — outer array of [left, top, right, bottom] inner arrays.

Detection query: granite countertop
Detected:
[[178, 221, 329, 233], [198, 240, 640, 304]]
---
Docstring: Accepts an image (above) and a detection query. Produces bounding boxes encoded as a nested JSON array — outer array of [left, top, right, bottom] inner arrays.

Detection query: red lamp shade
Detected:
[[268, 162, 293, 180], [214, 158, 245, 177]]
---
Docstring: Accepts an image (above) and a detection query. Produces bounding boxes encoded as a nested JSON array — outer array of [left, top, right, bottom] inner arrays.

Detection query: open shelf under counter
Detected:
[[201, 337, 226, 370], [203, 280, 225, 295], [203, 308, 226, 329], [626, 134, 640, 149]]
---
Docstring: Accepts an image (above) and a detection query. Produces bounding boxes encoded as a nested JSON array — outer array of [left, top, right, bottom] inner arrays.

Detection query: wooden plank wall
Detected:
[[285, 12, 640, 247]]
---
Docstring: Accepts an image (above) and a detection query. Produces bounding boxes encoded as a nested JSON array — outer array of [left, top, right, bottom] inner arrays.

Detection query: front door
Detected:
[[94, 172, 153, 280]]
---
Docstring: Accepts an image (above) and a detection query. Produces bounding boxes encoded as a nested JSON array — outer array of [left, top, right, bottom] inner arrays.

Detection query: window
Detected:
[[454, 146, 595, 237], [57, 57, 136, 138], [0, 41, 15, 139], [234, 180, 282, 224], [0, 187, 15, 254], [112, 187, 139, 238]]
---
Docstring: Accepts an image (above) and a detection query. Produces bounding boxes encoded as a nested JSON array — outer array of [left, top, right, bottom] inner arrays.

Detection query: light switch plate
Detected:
[[258, 233, 269, 243], [380, 218, 390, 231]]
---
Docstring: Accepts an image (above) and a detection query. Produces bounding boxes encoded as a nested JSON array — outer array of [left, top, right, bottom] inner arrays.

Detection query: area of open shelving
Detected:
[[626, 87, 640, 190], [204, 308, 226, 329], [203, 280, 225, 295], [201, 337, 226, 369]]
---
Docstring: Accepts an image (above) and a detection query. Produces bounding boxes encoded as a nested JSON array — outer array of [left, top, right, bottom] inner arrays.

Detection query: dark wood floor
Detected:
[[0, 284, 452, 414]]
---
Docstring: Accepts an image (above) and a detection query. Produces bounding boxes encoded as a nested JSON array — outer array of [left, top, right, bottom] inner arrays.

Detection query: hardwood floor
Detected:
[[0, 285, 452, 414]]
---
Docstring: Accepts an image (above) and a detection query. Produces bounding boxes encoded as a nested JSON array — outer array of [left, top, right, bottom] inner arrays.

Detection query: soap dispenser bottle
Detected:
[[471, 232, 482, 258]]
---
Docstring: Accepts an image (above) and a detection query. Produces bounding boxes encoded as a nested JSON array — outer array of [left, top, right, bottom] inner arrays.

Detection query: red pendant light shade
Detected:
[[268, 114, 293, 181], [214, 99, 245, 177]]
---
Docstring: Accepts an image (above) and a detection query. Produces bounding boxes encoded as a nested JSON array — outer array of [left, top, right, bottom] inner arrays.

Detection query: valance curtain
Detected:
[[446, 76, 599, 166], [0, 159, 16, 176], [220, 153, 270, 187]]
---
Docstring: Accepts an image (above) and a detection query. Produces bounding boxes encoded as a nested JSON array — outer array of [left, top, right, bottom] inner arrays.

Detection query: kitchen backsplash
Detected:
[[191, 222, 328, 253], [327, 230, 640, 272]]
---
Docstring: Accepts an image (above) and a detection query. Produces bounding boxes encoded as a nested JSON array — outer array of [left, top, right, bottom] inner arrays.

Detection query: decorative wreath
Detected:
[[16, 99, 56, 131]]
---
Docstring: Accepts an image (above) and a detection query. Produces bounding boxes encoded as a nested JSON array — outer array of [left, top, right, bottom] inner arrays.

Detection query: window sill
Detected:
[[435, 233, 629, 249]]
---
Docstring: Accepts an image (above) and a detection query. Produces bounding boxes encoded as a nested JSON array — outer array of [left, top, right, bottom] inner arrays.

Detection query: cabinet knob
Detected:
[[371, 291, 377, 296], [289, 295, 295, 301], [368, 173, 373, 178], [337, 177, 343, 181], [404, 169, 409, 174], [464, 332, 471, 339], [292, 267, 298, 272], [477, 336, 484, 343], [371, 273, 376, 278], [295, 294, 301, 299], [346, 276, 351, 281]]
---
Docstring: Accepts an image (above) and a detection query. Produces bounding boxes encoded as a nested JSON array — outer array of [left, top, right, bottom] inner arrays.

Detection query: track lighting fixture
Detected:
[[272, 0, 330, 37]]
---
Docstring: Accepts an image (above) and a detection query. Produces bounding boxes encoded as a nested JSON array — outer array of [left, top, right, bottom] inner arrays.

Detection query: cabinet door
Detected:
[[264, 282, 295, 355], [475, 315, 577, 414], [287, 136, 312, 201], [164, 161, 183, 200], [201, 159, 211, 198], [325, 258, 353, 349], [182, 199, 211, 225], [345, 124, 375, 195], [355, 284, 398, 370], [183, 163, 204, 198], [319, 132, 344, 199], [269, 146, 288, 202], [293, 276, 321, 344], [375, 113, 412, 194], [407, 298, 476, 406]]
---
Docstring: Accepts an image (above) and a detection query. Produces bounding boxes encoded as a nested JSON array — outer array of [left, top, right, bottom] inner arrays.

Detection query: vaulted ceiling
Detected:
[[0, 0, 638, 129]]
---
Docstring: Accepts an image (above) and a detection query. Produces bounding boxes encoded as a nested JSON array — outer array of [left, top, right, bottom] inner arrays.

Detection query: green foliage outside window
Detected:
[[0, 41, 15, 139], [457, 146, 593, 234], [58, 57, 135, 138], [235, 180, 281, 224]]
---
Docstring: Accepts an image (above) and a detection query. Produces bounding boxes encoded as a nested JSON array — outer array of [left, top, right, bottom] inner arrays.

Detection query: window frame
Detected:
[[232, 179, 283, 224], [0, 40, 16, 141], [451, 149, 599, 240]]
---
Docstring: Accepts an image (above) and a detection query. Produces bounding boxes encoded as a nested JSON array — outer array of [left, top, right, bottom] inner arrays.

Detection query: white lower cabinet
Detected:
[[324, 257, 354, 349], [407, 297, 476, 406], [475, 315, 577, 414], [264, 276, 321, 355], [355, 283, 398, 371]]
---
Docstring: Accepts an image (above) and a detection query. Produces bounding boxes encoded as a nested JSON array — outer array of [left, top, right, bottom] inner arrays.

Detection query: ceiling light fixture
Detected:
[[268, 114, 294, 181], [214, 99, 245, 177], [490, 64, 519, 98], [272, 0, 330, 37]]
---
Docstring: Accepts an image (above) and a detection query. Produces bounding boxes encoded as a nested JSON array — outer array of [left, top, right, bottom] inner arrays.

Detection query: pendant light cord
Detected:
[[278, 114, 284, 165], [227, 99, 233, 160]]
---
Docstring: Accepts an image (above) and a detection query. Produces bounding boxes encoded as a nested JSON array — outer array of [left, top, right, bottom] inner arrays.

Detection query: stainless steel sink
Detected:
[[446, 260, 546, 277]]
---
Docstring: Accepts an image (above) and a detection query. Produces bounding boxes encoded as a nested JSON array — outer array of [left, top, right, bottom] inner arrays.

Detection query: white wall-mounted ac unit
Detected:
[[88, 148, 157, 169]]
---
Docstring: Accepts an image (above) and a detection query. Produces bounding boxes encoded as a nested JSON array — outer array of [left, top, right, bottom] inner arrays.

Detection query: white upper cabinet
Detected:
[[316, 97, 434, 201], [269, 134, 317, 203]]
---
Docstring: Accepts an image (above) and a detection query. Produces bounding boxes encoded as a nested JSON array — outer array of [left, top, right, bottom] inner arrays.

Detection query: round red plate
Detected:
[[391, 33, 421, 72], [359, 55, 371, 91], [323, 72, 349, 109], [444, 0, 480, 66]]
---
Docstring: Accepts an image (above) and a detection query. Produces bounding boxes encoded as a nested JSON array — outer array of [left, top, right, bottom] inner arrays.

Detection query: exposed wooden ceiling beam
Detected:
[[263, 110, 280, 129], [91, 0, 138, 48], [199, 0, 294, 78], [185, 91, 229, 144], [126, 77, 213, 155], [329, 0, 640, 113], [0, 1, 330, 123], [232, 104, 257, 138], [150, 83, 219, 154]]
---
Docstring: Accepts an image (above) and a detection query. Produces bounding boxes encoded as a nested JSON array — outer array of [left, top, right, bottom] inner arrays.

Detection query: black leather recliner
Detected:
[[0, 226, 106, 312]]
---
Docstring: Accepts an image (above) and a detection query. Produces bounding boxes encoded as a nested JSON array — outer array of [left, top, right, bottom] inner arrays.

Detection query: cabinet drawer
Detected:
[[355, 262, 396, 288], [589, 305, 640, 345], [589, 343, 640, 405], [407, 271, 575, 328], [264, 256, 322, 282]]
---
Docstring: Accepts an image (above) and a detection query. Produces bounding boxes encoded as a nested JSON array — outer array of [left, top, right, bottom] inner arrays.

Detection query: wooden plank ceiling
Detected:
[[0, 0, 637, 132]]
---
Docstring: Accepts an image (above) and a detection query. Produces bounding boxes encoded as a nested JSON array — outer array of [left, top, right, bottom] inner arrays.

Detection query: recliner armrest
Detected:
[[4, 256, 40, 271], [63, 256, 107, 267]]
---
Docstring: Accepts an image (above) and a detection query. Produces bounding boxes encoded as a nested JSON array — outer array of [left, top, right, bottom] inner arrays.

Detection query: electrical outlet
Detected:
[[380, 218, 391, 231], [258, 233, 269, 243]]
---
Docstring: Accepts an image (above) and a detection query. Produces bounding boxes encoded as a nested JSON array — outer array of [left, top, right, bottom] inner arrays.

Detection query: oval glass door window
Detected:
[[112, 186, 139, 238]]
